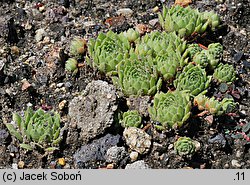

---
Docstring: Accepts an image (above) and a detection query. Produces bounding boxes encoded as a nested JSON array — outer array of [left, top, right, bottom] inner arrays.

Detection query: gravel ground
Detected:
[[0, 0, 249, 169]]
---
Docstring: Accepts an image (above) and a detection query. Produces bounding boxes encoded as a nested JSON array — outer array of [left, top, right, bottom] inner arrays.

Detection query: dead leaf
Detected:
[[175, 0, 192, 7], [135, 24, 151, 35], [105, 16, 126, 27]]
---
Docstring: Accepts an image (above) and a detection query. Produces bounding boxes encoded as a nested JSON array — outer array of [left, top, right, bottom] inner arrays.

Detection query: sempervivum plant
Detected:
[[206, 43, 223, 69], [194, 94, 237, 116], [186, 43, 202, 59], [148, 90, 191, 130], [153, 47, 188, 81], [213, 63, 237, 84], [112, 54, 162, 96], [65, 58, 78, 73], [120, 110, 143, 128], [86, 30, 131, 73], [193, 50, 209, 68], [174, 63, 211, 96], [5, 107, 62, 151], [174, 137, 196, 157], [123, 28, 140, 43], [135, 31, 187, 57], [69, 38, 87, 58], [158, 5, 220, 37]]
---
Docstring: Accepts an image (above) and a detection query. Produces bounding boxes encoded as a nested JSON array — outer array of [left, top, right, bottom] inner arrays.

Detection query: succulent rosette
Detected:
[[69, 38, 87, 58], [135, 31, 187, 57], [65, 58, 78, 72], [174, 137, 196, 157], [153, 48, 187, 81], [112, 54, 162, 96], [194, 94, 237, 116], [158, 5, 220, 37], [148, 90, 191, 129], [123, 28, 140, 43], [193, 50, 209, 68], [5, 107, 62, 151], [221, 98, 238, 114], [186, 43, 202, 59], [86, 30, 131, 73], [213, 63, 237, 84], [120, 110, 143, 128], [206, 43, 223, 69], [174, 63, 211, 96], [202, 11, 220, 31]]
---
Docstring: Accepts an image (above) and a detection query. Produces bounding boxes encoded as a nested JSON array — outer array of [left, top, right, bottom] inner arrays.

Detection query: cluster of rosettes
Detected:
[[194, 94, 237, 116], [5, 107, 62, 151], [186, 43, 223, 69], [65, 5, 238, 130], [159, 5, 220, 37]]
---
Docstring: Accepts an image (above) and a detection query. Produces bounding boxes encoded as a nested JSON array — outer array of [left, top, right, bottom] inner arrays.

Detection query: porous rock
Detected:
[[123, 127, 152, 155], [68, 80, 118, 143]]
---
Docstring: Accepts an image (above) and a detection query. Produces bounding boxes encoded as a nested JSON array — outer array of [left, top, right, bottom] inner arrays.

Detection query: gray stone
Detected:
[[68, 80, 118, 143], [125, 160, 149, 169], [116, 8, 133, 17], [106, 146, 127, 163], [123, 127, 152, 155], [74, 134, 121, 168], [35, 28, 46, 42]]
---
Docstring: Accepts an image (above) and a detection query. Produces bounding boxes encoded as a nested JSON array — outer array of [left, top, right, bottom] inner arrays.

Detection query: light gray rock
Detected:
[[231, 159, 242, 168], [35, 28, 46, 42], [106, 146, 127, 163], [68, 80, 118, 143], [123, 127, 152, 155], [116, 8, 133, 17], [125, 160, 149, 169]]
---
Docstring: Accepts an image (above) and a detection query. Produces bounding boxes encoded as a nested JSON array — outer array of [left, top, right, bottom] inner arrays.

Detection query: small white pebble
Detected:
[[130, 151, 139, 162]]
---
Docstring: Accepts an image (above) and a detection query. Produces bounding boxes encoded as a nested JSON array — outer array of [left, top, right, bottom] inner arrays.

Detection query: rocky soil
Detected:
[[0, 0, 249, 169]]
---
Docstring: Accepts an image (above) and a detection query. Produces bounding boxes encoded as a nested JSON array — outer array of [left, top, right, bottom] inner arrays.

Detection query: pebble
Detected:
[[236, 150, 243, 158], [152, 6, 159, 13], [63, 163, 71, 169], [123, 127, 152, 155], [193, 140, 201, 152], [18, 161, 25, 169], [231, 159, 242, 168], [116, 8, 133, 17], [149, 18, 159, 27], [58, 158, 66, 166], [58, 100, 67, 110], [168, 144, 174, 150], [224, 163, 230, 169], [129, 151, 139, 162], [12, 163, 18, 169], [106, 163, 114, 169], [125, 160, 149, 169], [57, 83, 64, 88], [11, 46, 20, 56], [35, 28, 46, 42]]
